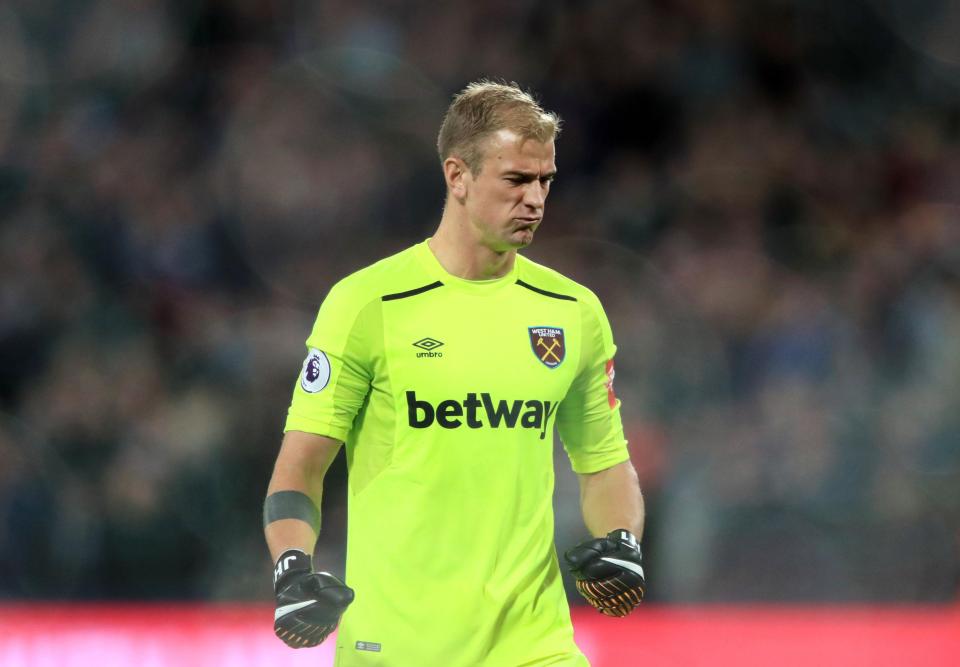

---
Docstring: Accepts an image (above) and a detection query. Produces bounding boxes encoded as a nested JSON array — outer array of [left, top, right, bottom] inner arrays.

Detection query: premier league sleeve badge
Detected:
[[300, 348, 331, 393]]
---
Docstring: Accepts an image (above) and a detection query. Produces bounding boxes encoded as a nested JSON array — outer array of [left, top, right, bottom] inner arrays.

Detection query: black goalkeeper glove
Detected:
[[564, 529, 646, 617], [273, 549, 354, 648]]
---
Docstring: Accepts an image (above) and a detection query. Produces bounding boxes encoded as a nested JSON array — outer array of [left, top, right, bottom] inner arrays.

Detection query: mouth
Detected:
[[513, 218, 541, 229], [511, 221, 539, 246]]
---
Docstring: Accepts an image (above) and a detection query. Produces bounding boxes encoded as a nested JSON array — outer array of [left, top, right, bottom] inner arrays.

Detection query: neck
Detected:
[[429, 207, 517, 280]]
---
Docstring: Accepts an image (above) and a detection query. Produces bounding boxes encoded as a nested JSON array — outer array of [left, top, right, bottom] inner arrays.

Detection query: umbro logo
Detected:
[[413, 337, 443, 351], [413, 337, 444, 358]]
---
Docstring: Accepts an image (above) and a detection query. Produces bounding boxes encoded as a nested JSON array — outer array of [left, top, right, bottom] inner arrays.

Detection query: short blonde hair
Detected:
[[437, 80, 561, 175]]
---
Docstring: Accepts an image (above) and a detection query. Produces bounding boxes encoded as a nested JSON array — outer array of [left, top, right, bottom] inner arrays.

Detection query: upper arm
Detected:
[[285, 283, 379, 442], [556, 294, 629, 474]]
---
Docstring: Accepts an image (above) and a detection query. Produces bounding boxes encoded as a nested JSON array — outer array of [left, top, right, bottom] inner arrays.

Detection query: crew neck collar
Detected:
[[415, 239, 520, 294]]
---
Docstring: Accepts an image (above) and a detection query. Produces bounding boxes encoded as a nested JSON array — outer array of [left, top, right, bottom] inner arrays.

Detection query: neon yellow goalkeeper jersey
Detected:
[[285, 240, 628, 667]]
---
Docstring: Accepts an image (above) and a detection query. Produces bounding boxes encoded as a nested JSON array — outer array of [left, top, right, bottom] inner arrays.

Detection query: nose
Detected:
[[523, 181, 547, 211]]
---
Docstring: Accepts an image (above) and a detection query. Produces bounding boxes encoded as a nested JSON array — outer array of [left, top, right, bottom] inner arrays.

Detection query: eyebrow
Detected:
[[503, 170, 557, 180]]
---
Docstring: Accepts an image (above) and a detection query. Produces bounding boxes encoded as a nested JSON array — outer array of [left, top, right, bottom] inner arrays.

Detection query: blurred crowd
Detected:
[[1, 0, 959, 603]]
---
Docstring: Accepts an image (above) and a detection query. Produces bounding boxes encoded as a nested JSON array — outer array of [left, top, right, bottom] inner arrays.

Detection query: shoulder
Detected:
[[324, 244, 434, 309], [515, 254, 604, 312]]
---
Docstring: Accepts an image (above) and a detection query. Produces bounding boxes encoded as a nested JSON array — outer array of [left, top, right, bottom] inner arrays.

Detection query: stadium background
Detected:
[[1, 0, 958, 664]]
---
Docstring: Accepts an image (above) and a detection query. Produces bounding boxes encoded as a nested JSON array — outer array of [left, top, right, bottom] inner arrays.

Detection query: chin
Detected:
[[509, 230, 535, 248]]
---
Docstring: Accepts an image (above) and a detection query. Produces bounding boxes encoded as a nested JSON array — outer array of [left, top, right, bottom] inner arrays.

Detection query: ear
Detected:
[[443, 157, 470, 202]]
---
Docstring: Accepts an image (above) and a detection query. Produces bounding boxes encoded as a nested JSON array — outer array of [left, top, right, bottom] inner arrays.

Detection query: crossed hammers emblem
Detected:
[[537, 337, 562, 363]]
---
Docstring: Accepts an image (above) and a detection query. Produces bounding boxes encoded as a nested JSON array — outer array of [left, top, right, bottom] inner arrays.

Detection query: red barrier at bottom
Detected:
[[0, 603, 958, 666], [571, 605, 960, 666]]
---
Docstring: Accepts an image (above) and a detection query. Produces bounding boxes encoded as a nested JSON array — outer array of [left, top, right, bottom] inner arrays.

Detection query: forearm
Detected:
[[264, 431, 342, 562], [578, 459, 644, 538]]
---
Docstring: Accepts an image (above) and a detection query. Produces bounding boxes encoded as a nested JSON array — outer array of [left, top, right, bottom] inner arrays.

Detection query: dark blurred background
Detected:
[[1, 0, 959, 606]]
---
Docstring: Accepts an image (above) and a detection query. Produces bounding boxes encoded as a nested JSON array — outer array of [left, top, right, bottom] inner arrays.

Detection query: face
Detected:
[[460, 129, 557, 252]]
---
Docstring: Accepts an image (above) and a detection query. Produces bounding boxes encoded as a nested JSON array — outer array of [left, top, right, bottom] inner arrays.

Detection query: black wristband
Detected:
[[273, 549, 312, 588], [263, 490, 321, 534]]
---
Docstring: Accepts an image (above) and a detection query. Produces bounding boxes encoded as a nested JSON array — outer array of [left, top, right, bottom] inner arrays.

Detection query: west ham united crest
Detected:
[[529, 326, 565, 368]]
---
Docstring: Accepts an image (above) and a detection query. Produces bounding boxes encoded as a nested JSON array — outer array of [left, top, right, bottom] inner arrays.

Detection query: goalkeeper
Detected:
[[263, 79, 645, 666]]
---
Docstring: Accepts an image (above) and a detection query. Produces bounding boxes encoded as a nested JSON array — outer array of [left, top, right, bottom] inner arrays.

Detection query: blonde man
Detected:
[[264, 80, 646, 666]]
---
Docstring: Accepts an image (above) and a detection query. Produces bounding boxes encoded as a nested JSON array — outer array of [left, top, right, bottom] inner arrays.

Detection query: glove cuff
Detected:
[[273, 549, 312, 590], [609, 529, 640, 551]]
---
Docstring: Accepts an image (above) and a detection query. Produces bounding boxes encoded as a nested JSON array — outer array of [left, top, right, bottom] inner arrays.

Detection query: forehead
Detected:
[[481, 129, 556, 172]]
